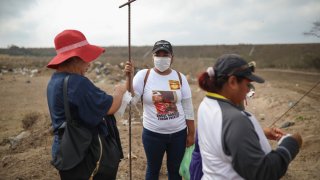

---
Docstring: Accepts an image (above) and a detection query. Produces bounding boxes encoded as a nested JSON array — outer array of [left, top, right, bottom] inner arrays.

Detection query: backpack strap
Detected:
[[141, 69, 151, 103], [63, 75, 103, 178], [63, 75, 76, 125], [176, 71, 182, 87]]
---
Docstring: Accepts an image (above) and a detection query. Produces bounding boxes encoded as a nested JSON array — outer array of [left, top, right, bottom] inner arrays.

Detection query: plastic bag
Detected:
[[115, 91, 132, 117], [179, 144, 195, 180]]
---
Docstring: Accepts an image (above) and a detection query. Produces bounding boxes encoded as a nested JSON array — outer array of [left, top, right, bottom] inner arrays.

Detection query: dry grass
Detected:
[[22, 112, 41, 130]]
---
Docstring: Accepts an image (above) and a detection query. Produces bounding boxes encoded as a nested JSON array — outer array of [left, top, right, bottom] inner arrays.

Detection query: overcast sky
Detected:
[[0, 0, 319, 48]]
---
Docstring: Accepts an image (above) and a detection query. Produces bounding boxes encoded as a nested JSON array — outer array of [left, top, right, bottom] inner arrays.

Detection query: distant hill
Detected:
[[0, 44, 319, 74]]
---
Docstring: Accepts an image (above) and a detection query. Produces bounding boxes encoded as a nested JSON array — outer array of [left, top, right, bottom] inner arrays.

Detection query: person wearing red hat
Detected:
[[47, 29, 126, 179]]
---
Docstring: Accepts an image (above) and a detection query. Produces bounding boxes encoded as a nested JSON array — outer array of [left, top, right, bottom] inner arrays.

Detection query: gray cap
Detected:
[[214, 54, 265, 83], [152, 40, 173, 54]]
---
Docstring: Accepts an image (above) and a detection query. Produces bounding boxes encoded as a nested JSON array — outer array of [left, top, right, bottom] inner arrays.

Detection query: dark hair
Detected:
[[59, 56, 82, 67], [198, 71, 245, 93]]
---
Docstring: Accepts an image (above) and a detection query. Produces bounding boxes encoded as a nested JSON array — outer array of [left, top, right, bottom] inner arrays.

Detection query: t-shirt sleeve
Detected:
[[180, 73, 192, 99], [133, 69, 148, 97], [72, 77, 113, 127]]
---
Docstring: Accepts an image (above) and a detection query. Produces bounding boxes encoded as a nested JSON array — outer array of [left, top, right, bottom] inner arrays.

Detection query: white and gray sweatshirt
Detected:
[[197, 96, 300, 180]]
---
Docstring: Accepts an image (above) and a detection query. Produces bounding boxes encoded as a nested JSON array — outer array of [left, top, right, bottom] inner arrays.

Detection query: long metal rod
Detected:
[[119, 0, 136, 8], [128, 2, 132, 180], [269, 80, 320, 127], [119, 1, 136, 179]]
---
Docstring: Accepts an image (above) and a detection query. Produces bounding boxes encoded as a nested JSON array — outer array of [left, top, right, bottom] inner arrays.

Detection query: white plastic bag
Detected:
[[116, 91, 132, 117]]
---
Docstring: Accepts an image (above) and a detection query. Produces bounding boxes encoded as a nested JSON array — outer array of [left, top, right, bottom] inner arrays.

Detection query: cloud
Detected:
[[0, 0, 36, 21], [0, 0, 319, 47], [0, 0, 39, 47], [132, 0, 320, 45]]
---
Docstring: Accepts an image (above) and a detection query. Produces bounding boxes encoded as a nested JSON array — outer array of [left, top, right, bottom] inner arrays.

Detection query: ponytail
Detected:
[[198, 70, 228, 93], [198, 72, 215, 92]]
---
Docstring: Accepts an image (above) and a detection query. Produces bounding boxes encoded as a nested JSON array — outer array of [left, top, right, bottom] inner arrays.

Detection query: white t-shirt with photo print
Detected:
[[133, 68, 192, 134]]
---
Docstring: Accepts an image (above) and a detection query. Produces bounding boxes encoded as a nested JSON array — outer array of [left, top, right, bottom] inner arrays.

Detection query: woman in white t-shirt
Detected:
[[125, 40, 195, 180]]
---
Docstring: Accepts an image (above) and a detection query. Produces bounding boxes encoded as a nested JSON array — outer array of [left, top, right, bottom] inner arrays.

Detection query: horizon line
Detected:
[[1, 42, 320, 49]]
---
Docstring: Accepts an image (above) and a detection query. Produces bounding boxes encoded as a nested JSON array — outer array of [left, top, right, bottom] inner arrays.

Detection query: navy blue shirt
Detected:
[[47, 72, 113, 158]]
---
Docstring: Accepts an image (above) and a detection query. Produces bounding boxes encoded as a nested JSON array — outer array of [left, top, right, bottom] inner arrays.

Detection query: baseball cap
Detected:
[[152, 40, 173, 54], [214, 54, 265, 83]]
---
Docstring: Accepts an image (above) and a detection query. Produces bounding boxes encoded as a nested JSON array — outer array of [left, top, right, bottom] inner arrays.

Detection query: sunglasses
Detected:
[[227, 61, 256, 76], [247, 83, 255, 90], [246, 83, 256, 98]]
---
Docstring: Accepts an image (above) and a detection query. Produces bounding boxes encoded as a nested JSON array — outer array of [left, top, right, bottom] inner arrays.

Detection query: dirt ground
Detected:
[[0, 68, 319, 180]]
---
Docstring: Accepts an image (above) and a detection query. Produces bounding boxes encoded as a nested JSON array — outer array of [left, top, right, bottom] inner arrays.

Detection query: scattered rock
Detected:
[[126, 153, 138, 160], [8, 131, 31, 149], [259, 114, 265, 120], [132, 122, 141, 125], [280, 121, 295, 129], [122, 120, 128, 126], [2, 69, 8, 73], [30, 69, 39, 74], [288, 101, 294, 107]]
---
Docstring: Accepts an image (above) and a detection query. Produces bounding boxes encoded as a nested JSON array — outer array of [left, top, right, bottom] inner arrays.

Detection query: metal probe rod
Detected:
[[119, 1, 136, 179]]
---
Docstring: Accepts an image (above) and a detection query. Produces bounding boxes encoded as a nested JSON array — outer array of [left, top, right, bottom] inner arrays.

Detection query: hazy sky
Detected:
[[0, 0, 319, 47]]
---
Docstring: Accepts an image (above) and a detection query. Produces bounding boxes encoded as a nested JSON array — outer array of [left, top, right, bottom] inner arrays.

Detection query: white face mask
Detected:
[[153, 56, 171, 72]]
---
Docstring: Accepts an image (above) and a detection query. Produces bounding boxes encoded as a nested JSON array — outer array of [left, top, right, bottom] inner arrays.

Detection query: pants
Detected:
[[142, 127, 187, 180]]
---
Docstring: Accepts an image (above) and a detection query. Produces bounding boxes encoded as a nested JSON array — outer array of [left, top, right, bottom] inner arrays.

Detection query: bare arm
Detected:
[[186, 119, 195, 147], [263, 127, 285, 141], [182, 97, 195, 147]]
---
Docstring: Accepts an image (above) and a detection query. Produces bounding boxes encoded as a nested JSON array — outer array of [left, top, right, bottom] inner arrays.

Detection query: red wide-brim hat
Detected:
[[47, 30, 105, 69]]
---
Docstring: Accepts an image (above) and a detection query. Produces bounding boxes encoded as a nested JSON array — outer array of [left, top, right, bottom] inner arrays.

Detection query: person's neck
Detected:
[[153, 68, 172, 75], [219, 91, 241, 106], [57, 67, 82, 75]]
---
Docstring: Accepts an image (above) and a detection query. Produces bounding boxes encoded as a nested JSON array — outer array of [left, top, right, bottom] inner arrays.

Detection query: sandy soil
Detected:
[[0, 69, 319, 179]]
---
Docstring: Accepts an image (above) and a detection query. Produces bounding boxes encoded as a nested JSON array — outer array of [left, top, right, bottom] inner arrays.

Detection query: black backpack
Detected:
[[52, 75, 123, 179]]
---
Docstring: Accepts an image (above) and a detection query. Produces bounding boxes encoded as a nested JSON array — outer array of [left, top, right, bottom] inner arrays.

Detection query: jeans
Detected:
[[142, 127, 187, 180], [52, 135, 60, 159]]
